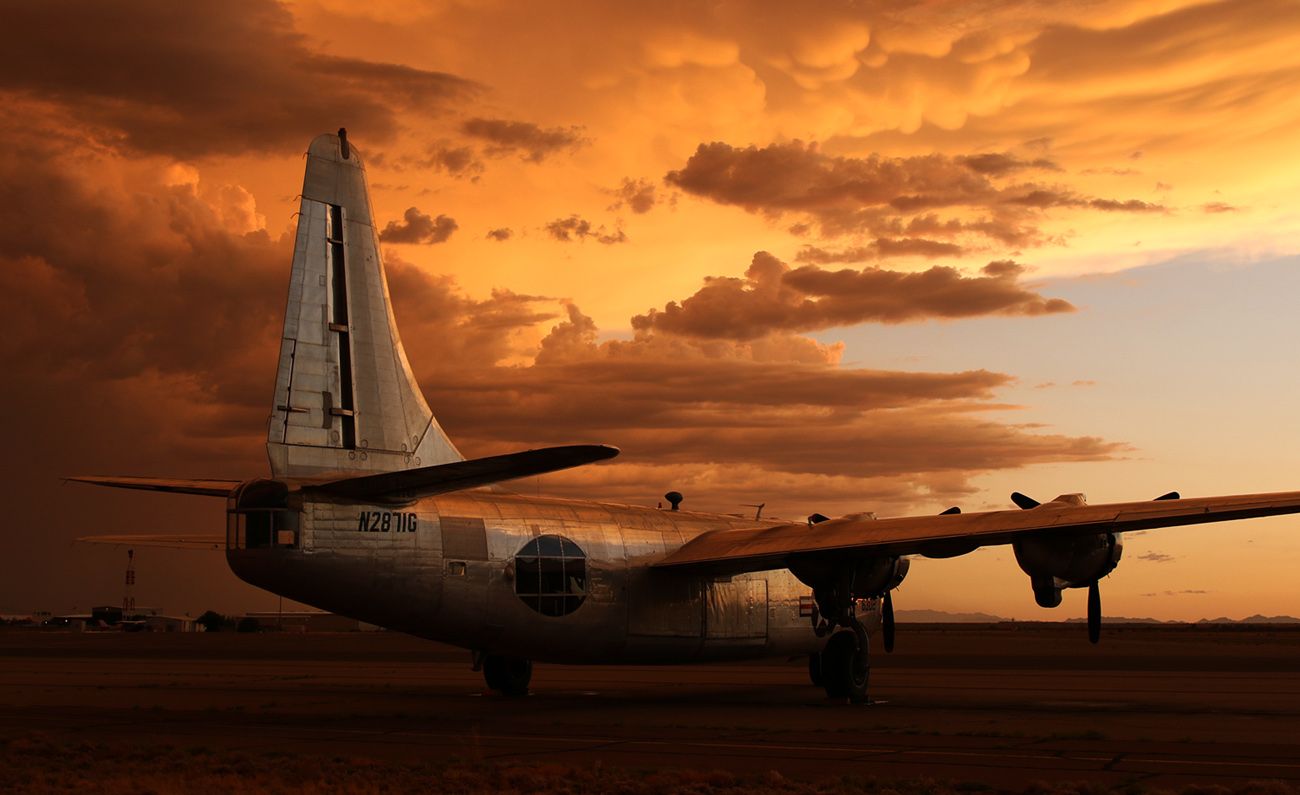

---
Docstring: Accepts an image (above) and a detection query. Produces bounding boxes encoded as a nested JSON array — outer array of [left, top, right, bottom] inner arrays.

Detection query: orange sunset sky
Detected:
[[2, 0, 1298, 621]]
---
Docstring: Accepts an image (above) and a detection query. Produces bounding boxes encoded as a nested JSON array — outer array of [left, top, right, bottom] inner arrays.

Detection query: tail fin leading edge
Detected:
[[269, 130, 462, 478]]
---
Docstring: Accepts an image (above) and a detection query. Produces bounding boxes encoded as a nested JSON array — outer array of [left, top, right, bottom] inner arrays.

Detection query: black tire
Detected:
[[808, 652, 824, 687], [821, 631, 869, 703], [482, 655, 532, 697]]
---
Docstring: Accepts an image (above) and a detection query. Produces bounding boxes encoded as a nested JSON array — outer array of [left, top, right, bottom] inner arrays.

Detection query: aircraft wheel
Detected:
[[482, 655, 532, 697], [808, 652, 824, 687], [821, 631, 869, 703]]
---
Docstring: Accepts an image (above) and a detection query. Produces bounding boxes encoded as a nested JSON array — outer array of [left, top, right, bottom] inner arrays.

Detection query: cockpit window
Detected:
[[514, 534, 586, 616]]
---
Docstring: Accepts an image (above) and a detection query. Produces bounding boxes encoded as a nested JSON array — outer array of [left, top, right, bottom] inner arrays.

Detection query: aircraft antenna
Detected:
[[122, 549, 136, 619], [741, 502, 765, 520]]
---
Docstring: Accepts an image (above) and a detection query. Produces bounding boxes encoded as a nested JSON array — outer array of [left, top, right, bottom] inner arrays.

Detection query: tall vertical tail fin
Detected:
[[267, 130, 462, 478]]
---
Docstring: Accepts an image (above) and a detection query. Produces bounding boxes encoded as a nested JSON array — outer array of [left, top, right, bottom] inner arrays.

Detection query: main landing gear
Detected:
[[478, 653, 532, 697], [793, 551, 907, 704], [810, 579, 873, 703], [819, 629, 870, 702]]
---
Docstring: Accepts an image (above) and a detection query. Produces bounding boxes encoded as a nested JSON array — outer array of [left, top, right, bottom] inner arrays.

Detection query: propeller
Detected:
[[1011, 491, 1040, 509], [1087, 580, 1102, 644], [1010, 489, 1178, 645], [882, 590, 896, 653], [1079, 487, 1178, 644]]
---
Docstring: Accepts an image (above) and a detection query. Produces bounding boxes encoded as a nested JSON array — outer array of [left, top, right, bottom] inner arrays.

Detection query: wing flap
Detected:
[[66, 476, 240, 497], [76, 534, 225, 551], [304, 444, 619, 502], [655, 490, 1300, 575]]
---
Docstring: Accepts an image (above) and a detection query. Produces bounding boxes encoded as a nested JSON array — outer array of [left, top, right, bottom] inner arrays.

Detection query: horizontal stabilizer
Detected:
[[305, 444, 620, 502], [76, 534, 225, 551], [66, 476, 241, 497]]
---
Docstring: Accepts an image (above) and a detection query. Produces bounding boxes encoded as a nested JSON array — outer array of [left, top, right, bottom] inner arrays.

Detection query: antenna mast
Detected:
[[123, 549, 136, 618]]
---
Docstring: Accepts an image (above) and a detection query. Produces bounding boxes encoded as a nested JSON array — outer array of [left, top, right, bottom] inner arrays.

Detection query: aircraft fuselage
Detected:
[[226, 489, 856, 663]]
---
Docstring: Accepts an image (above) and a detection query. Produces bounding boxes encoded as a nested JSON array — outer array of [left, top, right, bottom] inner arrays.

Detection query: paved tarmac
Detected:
[[1, 625, 1297, 789]]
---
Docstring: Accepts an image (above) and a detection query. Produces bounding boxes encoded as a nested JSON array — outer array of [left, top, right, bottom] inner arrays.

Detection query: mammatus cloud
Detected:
[[0, 0, 478, 158], [379, 208, 458, 244], [460, 118, 588, 163], [545, 215, 627, 244], [630, 252, 1072, 341]]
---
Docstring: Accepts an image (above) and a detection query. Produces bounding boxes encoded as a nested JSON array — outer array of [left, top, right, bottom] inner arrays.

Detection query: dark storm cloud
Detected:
[[385, 253, 558, 368], [629, 252, 1072, 341], [0, 0, 479, 158], [796, 238, 965, 264], [665, 141, 1165, 244], [609, 178, 659, 214], [1004, 190, 1165, 213], [0, 148, 284, 392], [544, 215, 627, 244], [0, 118, 1121, 562], [666, 141, 994, 214], [379, 208, 458, 244], [957, 153, 1060, 176], [383, 288, 1122, 500], [1138, 551, 1176, 563], [460, 118, 589, 162], [424, 144, 485, 179]]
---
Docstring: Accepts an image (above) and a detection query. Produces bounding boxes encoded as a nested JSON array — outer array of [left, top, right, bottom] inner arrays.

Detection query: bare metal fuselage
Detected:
[[226, 490, 860, 664]]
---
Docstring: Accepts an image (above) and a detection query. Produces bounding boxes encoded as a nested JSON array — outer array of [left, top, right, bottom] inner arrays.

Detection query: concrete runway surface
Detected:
[[1, 624, 1297, 789]]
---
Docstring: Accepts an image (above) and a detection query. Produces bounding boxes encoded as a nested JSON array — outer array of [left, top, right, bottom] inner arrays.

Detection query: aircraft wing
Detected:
[[304, 444, 619, 502], [76, 534, 225, 551], [654, 490, 1300, 575], [65, 476, 240, 497]]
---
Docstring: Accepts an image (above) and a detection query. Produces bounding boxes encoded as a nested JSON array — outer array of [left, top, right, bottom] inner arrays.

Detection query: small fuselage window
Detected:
[[514, 535, 586, 616]]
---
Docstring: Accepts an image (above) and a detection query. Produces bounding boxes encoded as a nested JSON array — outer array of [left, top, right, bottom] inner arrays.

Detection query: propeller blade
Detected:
[[1087, 581, 1102, 645], [1011, 492, 1040, 510], [1154, 491, 1180, 501], [882, 590, 896, 653], [939, 506, 961, 515]]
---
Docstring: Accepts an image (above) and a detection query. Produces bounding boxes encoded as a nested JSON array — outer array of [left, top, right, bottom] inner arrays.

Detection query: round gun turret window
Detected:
[[514, 535, 587, 616]]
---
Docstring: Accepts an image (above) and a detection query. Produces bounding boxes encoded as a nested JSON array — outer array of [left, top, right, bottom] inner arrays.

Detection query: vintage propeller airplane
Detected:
[[71, 131, 1300, 702]]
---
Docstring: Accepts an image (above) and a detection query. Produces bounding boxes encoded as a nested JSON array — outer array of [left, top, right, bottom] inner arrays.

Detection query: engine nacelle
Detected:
[[789, 553, 910, 598], [1013, 532, 1121, 607]]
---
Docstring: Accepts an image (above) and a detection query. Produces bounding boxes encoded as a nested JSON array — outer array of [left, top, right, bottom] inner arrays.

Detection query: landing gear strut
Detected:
[[813, 577, 872, 703], [481, 654, 532, 697]]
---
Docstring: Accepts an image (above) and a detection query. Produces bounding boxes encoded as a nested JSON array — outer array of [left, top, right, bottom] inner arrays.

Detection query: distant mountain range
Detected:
[[895, 609, 1007, 623], [896, 609, 1300, 624]]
